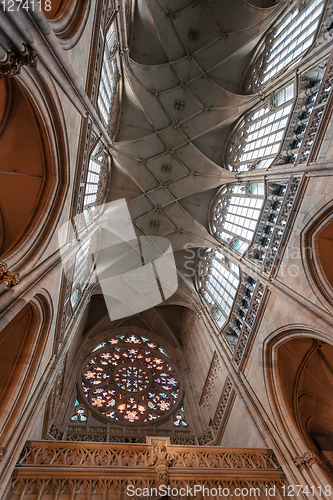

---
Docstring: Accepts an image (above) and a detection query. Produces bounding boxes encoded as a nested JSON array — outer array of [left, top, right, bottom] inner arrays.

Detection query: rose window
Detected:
[[81, 334, 180, 424]]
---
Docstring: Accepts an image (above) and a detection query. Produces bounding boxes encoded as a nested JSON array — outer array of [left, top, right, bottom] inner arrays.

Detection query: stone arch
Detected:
[[0, 291, 53, 451], [302, 202, 333, 308], [0, 69, 69, 268], [44, 0, 90, 48], [263, 326, 333, 473]]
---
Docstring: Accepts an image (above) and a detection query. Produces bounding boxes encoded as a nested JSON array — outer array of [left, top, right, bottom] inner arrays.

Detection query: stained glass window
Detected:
[[81, 334, 180, 424], [197, 249, 240, 328], [212, 183, 265, 254], [70, 400, 88, 423], [174, 405, 188, 427]]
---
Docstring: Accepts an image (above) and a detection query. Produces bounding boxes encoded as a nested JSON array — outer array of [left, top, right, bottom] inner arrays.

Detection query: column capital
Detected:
[[0, 261, 20, 288], [0, 46, 37, 77]]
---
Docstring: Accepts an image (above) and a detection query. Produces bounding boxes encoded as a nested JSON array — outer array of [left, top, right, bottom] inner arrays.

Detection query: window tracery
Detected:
[[212, 183, 265, 254], [173, 405, 188, 427], [81, 334, 180, 425], [245, 0, 325, 92], [83, 142, 108, 219], [197, 250, 240, 328], [228, 83, 295, 172], [262, 0, 324, 84], [70, 399, 88, 423]]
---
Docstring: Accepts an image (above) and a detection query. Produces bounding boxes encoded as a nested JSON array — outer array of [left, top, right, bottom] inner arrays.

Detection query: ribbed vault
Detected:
[[110, 0, 282, 257], [91, 0, 285, 326]]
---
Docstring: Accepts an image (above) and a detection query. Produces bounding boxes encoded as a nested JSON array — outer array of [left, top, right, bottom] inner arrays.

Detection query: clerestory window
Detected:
[[228, 83, 295, 171], [262, 0, 324, 84], [98, 23, 119, 126], [83, 142, 107, 216], [197, 250, 240, 328], [212, 183, 265, 254]]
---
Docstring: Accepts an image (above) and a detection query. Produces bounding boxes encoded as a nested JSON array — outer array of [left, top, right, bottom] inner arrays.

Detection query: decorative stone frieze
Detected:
[[212, 377, 234, 432], [17, 441, 283, 471], [199, 352, 221, 407]]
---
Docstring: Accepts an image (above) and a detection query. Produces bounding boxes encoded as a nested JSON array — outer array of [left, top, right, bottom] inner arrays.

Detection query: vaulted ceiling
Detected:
[[87, 0, 283, 343]]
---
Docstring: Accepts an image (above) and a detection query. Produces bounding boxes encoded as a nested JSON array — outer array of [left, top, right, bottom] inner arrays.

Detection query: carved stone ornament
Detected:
[[0, 261, 20, 288], [294, 451, 322, 470], [0, 46, 37, 77]]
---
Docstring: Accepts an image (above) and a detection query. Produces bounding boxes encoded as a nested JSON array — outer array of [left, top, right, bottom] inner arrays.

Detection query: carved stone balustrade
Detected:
[[5, 440, 285, 499]]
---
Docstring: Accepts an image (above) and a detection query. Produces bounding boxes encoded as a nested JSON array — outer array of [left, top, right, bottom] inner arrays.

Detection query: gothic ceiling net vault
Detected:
[[110, 0, 282, 256], [90, 0, 284, 340]]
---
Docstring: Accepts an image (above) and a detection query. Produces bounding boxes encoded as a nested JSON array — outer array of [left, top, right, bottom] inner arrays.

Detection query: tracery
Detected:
[[197, 250, 240, 328], [212, 182, 265, 254], [246, 0, 325, 92], [228, 83, 295, 172], [262, 0, 324, 84], [81, 334, 180, 424]]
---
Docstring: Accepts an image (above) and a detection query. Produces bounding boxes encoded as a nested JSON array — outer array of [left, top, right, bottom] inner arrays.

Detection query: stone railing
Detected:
[[232, 282, 266, 367], [17, 440, 282, 472], [7, 440, 285, 499]]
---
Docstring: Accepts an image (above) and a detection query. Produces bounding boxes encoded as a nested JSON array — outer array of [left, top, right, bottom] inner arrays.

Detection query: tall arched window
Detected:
[[197, 250, 240, 328], [98, 23, 119, 126], [70, 238, 93, 309], [211, 183, 265, 254], [228, 83, 294, 171], [262, 0, 324, 84], [83, 141, 109, 222], [246, 0, 325, 91]]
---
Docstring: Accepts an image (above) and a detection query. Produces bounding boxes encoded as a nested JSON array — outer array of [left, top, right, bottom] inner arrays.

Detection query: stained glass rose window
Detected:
[[81, 334, 180, 424]]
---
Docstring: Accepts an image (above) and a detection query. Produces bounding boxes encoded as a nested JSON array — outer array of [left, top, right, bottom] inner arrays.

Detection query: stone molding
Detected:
[[6, 478, 286, 499], [212, 377, 234, 433], [199, 352, 221, 407], [7, 442, 284, 498]]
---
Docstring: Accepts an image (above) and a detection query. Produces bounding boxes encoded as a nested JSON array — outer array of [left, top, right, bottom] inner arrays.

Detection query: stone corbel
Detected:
[[148, 440, 173, 487], [0, 46, 37, 77], [0, 261, 20, 288]]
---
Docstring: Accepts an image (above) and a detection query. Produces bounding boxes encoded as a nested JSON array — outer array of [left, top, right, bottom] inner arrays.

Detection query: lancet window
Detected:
[[70, 238, 93, 309]]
